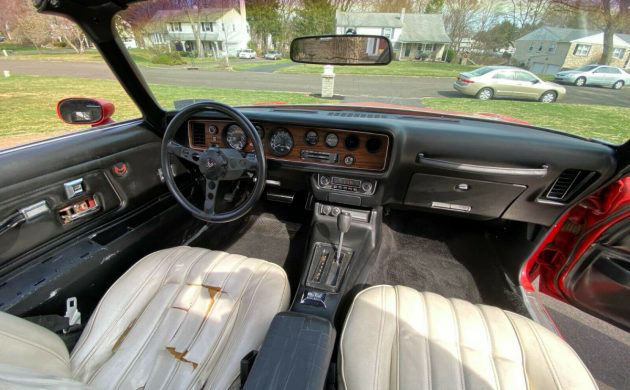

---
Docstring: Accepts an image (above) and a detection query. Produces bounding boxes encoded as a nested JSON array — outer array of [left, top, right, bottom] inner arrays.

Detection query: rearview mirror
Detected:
[[57, 98, 115, 126], [290, 35, 392, 65]]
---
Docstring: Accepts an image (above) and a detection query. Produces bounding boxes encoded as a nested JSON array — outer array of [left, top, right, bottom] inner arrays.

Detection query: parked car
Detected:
[[238, 49, 256, 59], [454, 66, 566, 103], [554, 65, 630, 89], [264, 50, 282, 60]]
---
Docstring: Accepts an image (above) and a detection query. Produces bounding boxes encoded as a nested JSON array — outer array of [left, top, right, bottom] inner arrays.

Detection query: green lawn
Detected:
[[422, 98, 630, 144], [278, 61, 479, 77], [0, 75, 326, 149]]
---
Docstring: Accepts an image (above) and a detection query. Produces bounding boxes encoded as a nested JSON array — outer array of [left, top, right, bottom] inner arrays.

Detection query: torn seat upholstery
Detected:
[[339, 285, 598, 390], [0, 247, 290, 389]]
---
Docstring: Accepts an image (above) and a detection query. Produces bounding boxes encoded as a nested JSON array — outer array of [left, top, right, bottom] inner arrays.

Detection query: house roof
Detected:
[[517, 26, 601, 42], [619, 34, 630, 45], [151, 8, 231, 23], [336, 11, 450, 43]]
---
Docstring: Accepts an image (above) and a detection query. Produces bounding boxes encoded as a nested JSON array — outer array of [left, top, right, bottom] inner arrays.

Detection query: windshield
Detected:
[[2, 0, 628, 149], [575, 65, 599, 72], [117, 1, 630, 143]]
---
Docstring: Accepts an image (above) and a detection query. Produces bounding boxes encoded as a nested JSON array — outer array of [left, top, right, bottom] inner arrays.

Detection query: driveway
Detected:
[[2, 59, 629, 107]]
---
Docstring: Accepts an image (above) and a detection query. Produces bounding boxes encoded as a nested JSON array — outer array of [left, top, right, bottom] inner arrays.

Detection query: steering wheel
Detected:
[[160, 102, 267, 223]]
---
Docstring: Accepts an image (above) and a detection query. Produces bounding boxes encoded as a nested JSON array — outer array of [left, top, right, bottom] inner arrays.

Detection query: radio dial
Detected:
[[361, 181, 373, 193], [320, 175, 331, 186]]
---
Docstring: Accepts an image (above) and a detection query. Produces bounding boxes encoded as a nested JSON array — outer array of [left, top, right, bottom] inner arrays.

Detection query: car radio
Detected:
[[317, 174, 376, 195]]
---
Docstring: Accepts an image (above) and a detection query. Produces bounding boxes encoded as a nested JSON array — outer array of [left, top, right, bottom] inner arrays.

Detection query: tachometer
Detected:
[[225, 124, 247, 150], [269, 128, 293, 156], [325, 133, 338, 148]]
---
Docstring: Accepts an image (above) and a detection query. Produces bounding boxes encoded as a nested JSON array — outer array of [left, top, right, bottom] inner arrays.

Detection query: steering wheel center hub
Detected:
[[199, 150, 227, 180]]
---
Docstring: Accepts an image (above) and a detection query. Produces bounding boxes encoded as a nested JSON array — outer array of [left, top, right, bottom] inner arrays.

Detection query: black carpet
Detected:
[[364, 210, 527, 313], [366, 213, 482, 303]]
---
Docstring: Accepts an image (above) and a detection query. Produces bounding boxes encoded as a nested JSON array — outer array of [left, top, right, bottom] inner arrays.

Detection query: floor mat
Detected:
[[366, 213, 482, 303], [217, 212, 302, 267]]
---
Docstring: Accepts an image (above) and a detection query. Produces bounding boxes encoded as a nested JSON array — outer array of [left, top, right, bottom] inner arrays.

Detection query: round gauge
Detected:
[[305, 130, 319, 145], [269, 128, 294, 156], [225, 124, 247, 150], [325, 133, 339, 148], [208, 125, 218, 135], [255, 125, 265, 139]]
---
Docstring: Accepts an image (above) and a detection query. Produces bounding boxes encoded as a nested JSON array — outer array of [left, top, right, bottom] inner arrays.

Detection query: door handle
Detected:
[[58, 196, 100, 224], [0, 201, 50, 237]]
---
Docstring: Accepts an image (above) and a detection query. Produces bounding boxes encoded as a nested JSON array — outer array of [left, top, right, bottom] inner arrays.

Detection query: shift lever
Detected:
[[336, 211, 352, 262]]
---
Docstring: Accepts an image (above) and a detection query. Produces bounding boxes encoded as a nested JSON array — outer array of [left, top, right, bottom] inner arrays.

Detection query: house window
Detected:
[[548, 43, 556, 53], [613, 48, 626, 59], [574, 44, 591, 56], [232, 24, 236, 32], [537, 44, 543, 52], [201, 22, 214, 32], [168, 23, 182, 32], [382, 28, 393, 39], [424, 43, 434, 52], [151, 33, 165, 44], [528, 45, 534, 52], [404, 45, 411, 57]]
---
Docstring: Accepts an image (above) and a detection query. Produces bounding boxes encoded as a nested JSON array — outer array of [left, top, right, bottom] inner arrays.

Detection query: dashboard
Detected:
[[180, 106, 617, 227], [188, 119, 390, 171]]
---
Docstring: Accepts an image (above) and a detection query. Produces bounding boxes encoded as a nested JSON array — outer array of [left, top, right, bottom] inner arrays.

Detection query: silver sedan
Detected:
[[554, 65, 630, 89]]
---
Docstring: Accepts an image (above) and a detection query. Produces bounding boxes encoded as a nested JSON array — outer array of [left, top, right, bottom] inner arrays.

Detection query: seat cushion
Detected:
[[339, 285, 597, 390], [69, 247, 290, 389]]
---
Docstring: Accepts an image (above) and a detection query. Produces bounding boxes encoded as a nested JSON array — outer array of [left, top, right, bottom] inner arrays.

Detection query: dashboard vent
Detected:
[[190, 122, 206, 148], [328, 112, 387, 119], [546, 169, 591, 201]]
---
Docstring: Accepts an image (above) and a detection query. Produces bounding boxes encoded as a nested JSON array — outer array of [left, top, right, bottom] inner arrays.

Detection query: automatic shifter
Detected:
[[336, 211, 352, 262]]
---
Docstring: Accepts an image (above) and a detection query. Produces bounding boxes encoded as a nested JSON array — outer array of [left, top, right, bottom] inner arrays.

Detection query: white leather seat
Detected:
[[0, 247, 290, 389], [339, 285, 597, 390]]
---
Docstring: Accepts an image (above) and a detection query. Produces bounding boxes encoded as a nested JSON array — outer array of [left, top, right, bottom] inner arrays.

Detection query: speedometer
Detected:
[[225, 124, 247, 150], [269, 128, 293, 156]]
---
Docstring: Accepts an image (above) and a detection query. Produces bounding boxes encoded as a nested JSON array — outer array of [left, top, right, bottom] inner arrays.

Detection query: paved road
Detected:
[[2, 59, 629, 107]]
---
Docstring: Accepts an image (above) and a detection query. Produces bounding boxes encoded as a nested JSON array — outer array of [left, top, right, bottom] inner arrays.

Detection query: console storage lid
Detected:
[[243, 312, 335, 390]]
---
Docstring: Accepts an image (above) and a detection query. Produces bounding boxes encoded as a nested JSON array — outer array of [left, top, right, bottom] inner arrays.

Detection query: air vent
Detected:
[[327, 112, 387, 118], [546, 169, 590, 201], [190, 122, 206, 148]]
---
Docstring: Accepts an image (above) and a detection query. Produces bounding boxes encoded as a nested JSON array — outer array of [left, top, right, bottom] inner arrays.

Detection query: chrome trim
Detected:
[[416, 153, 548, 177]]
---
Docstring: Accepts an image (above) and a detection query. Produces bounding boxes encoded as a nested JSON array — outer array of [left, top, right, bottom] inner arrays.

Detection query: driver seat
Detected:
[[0, 247, 290, 389]]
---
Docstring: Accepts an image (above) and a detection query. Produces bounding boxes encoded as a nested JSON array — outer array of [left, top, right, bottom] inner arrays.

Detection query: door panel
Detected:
[[0, 121, 199, 317]]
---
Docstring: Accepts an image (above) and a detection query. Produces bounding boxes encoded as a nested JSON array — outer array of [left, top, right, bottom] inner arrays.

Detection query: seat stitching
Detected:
[[478, 306, 500, 390], [395, 286, 400, 390], [522, 315, 563, 390], [0, 330, 69, 368], [190, 258, 269, 389], [503, 311, 530, 389], [448, 299, 465, 390], [72, 247, 187, 370], [160, 253, 248, 390], [339, 285, 387, 390], [420, 292, 431, 390], [373, 286, 386, 390], [90, 248, 212, 388]]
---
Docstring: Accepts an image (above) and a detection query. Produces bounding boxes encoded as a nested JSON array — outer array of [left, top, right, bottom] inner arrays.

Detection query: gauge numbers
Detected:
[[325, 133, 339, 148], [269, 128, 294, 156], [225, 124, 247, 150]]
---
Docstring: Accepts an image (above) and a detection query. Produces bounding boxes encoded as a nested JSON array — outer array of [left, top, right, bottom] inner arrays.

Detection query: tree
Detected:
[[14, 4, 51, 49], [443, 0, 481, 51], [425, 0, 445, 13], [247, 0, 282, 51], [475, 20, 519, 50], [554, 0, 630, 64], [292, 0, 336, 37], [511, 0, 552, 28]]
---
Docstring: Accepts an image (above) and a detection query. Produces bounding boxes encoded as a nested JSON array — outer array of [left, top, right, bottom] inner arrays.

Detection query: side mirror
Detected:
[[290, 35, 392, 65], [57, 98, 115, 127]]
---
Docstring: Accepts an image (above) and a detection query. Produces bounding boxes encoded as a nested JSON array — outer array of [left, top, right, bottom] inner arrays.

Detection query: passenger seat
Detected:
[[339, 285, 597, 390]]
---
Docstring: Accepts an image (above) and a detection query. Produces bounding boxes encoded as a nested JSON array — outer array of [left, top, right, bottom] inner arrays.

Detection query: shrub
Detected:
[[150, 51, 186, 65], [52, 41, 68, 48], [445, 48, 456, 63]]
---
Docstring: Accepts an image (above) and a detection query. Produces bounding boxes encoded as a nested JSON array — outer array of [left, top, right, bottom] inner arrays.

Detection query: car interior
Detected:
[[0, 1, 629, 389]]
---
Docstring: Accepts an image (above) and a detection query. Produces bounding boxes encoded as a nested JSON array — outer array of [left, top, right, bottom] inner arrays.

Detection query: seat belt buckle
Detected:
[[64, 297, 81, 332], [240, 350, 258, 388]]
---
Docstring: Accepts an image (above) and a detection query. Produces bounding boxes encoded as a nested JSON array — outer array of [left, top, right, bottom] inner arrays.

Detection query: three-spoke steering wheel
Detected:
[[160, 102, 266, 223]]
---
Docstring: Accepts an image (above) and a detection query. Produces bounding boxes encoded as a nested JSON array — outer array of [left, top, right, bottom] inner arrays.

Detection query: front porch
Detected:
[[396, 42, 447, 61]]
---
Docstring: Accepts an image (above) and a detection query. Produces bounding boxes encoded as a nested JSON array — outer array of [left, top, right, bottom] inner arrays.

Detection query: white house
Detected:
[[144, 1, 250, 57], [514, 26, 630, 74], [336, 10, 451, 61]]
